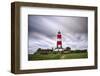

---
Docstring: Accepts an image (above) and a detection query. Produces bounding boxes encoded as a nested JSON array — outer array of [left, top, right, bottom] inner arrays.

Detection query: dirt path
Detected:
[[60, 55, 65, 59]]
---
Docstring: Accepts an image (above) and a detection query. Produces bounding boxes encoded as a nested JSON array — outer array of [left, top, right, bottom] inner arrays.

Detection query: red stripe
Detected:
[[57, 34, 61, 38], [57, 41, 62, 45]]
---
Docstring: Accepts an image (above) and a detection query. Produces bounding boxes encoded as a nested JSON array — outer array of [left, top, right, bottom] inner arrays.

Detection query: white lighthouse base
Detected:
[[54, 48, 63, 51]]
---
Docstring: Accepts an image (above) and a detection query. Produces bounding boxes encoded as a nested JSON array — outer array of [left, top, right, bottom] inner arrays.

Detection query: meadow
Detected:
[[28, 51, 88, 61]]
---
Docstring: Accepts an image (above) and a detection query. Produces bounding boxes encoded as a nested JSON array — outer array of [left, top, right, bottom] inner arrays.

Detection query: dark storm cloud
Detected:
[[28, 15, 56, 38], [28, 15, 88, 54]]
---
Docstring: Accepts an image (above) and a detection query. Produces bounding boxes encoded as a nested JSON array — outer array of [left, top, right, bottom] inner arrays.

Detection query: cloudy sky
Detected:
[[28, 15, 88, 54]]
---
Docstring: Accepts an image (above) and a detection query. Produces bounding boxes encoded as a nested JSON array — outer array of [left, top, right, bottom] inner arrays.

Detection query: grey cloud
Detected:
[[28, 15, 88, 54]]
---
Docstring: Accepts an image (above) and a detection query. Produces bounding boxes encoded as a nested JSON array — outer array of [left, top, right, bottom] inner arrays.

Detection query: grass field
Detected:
[[28, 52, 88, 61]]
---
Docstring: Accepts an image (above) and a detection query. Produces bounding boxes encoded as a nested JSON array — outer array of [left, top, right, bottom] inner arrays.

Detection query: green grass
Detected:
[[28, 52, 88, 61]]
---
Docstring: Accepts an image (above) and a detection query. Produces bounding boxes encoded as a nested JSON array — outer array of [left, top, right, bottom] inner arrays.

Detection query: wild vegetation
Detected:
[[28, 48, 88, 61]]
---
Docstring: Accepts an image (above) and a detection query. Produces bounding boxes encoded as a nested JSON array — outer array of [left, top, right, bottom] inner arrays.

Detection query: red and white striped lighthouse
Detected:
[[57, 31, 62, 49]]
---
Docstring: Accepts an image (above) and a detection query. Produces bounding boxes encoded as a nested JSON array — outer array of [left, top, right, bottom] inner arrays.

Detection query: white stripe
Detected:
[[57, 38, 62, 41], [58, 45, 61, 47]]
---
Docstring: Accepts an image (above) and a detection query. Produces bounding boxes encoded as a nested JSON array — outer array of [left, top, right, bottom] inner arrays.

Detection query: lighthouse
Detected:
[[56, 31, 63, 51]]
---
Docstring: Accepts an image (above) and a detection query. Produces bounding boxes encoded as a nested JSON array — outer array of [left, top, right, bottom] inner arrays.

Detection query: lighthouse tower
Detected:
[[56, 31, 63, 51]]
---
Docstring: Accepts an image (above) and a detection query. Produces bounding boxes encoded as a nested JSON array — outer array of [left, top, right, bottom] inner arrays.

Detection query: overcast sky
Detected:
[[28, 15, 88, 54]]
